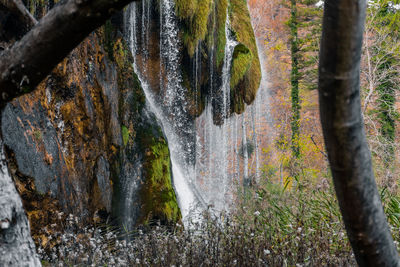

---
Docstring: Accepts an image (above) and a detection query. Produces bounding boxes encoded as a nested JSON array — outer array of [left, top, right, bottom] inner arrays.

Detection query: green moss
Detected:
[[229, 0, 261, 110], [194, 0, 212, 42], [175, 0, 197, 19], [29, 0, 35, 15], [216, 0, 228, 67], [230, 44, 252, 90], [114, 40, 127, 69], [107, 25, 146, 113], [121, 125, 129, 146], [138, 126, 181, 225], [176, 0, 212, 56], [33, 129, 42, 142]]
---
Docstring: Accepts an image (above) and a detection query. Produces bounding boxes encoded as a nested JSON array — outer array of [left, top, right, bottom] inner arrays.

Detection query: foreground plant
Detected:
[[36, 183, 358, 266]]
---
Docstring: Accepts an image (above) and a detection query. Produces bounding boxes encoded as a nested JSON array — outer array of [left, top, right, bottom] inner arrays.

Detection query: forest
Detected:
[[0, 0, 400, 266]]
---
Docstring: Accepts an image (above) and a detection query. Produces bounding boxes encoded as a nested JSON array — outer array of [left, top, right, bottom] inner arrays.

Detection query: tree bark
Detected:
[[0, 0, 37, 28], [0, 0, 34, 49], [0, 138, 41, 266], [0, 0, 138, 106], [318, 1, 399, 266]]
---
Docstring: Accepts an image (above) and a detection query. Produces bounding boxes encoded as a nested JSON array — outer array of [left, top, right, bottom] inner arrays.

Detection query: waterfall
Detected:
[[124, 0, 271, 223], [242, 120, 249, 185], [251, 17, 273, 184], [125, 0, 205, 223]]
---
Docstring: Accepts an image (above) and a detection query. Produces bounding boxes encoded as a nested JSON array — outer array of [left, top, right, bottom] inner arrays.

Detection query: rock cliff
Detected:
[[1, 15, 180, 242]]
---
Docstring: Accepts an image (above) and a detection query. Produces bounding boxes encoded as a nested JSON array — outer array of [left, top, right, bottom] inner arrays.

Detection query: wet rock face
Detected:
[[95, 156, 112, 212], [2, 102, 66, 197], [1, 19, 180, 240], [1, 30, 121, 219]]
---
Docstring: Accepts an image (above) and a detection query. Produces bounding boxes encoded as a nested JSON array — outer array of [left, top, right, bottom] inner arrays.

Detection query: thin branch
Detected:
[[363, 31, 375, 114], [310, 135, 327, 159], [0, 0, 37, 28]]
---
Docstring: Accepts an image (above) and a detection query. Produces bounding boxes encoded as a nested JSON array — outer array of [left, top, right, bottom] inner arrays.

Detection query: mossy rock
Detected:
[[121, 125, 130, 146], [176, 0, 212, 57], [104, 19, 181, 226], [137, 120, 181, 225], [230, 43, 252, 91], [229, 0, 261, 113], [215, 0, 228, 68]]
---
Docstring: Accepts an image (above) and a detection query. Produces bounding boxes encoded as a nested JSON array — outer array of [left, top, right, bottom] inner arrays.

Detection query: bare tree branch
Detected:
[[0, 0, 139, 106], [362, 30, 375, 114], [310, 135, 327, 159], [0, 0, 37, 28], [318, 0, 399, 266]]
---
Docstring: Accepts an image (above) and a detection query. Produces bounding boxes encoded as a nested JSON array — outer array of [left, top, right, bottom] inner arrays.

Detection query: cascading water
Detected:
[[193, 15, 238, 211], [124, 0, 271, 224], [125, 0, 205, 222]]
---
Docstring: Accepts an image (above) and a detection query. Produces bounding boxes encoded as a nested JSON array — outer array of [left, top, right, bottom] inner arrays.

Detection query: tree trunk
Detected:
[[0, 135, 41, 266], [318, 0, 399, 266]]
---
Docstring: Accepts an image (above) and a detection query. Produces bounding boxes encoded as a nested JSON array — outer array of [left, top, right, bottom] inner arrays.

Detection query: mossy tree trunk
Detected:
[[289, 0, 300, 159]]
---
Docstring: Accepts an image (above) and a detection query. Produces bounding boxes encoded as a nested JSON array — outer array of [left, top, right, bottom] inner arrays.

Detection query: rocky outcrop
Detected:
[[129, 0, 261, 124], [178, 0, 261, 118], [1, 15, 180, 243], [229, 0, 262, 113]]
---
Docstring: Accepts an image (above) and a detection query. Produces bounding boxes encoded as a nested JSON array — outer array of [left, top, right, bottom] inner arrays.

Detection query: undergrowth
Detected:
[[37, 180, 400, 266]]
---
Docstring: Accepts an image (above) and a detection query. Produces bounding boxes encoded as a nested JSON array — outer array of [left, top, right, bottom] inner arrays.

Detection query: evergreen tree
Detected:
[[288, 0, 322, 159], [289, 0, 301, 158]]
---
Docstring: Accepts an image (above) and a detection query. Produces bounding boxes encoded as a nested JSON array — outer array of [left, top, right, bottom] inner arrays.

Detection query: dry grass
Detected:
[[38, 181, 391, 266]]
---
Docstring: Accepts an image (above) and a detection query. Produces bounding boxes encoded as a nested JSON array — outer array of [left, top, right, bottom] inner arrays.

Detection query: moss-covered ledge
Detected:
[[229, 0, 261, 113], [175, 0, 212, 57], [230, 43, 253, 113]]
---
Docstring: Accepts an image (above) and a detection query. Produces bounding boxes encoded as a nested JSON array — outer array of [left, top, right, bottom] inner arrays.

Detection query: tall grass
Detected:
[[37, 179, 400, 266]]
